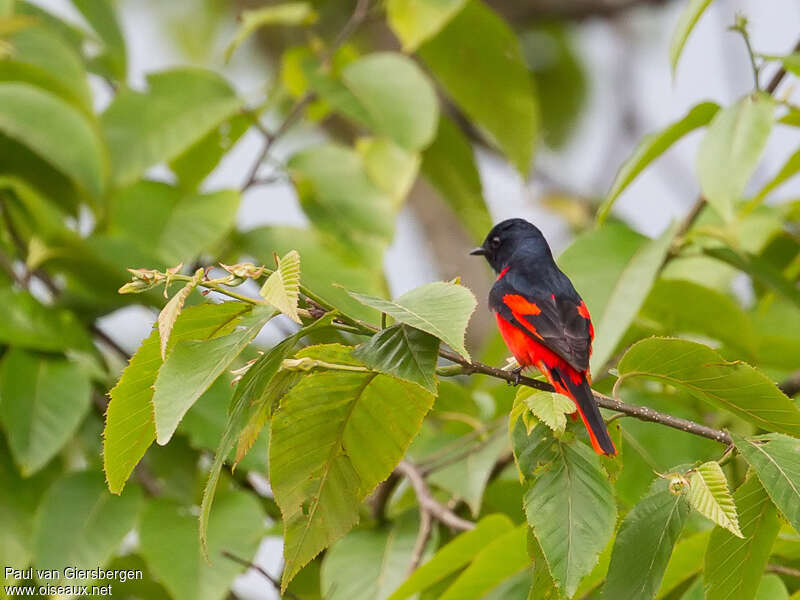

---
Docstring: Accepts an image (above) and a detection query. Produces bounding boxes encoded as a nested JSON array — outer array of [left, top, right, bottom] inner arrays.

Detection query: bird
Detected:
[[470, 218, 616, 455]]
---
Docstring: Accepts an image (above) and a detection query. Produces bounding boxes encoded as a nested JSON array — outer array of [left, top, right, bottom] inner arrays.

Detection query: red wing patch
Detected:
[[503, 294, 541, 315], [577, 301, 591, 319]]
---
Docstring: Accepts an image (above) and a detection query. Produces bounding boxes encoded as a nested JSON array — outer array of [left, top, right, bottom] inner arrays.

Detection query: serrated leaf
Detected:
[[347, 281, 476, 360], [617, 337, 800, 436], [598, 102, 719, 223], [523, 441, 616, 597], [198, 316, 334, 558], [669, 0, 714, 75], [270, 345, 435, 588], [515, 387, 575, 435], [387, 514, 514, 600], [0, 349, 91, 476], [152, 306, 275, 445], [604, 488, 689, 600], [103, 303, 250, 494], [705, 474, 781, 600], [697, 93, 774, 221], [386, 0, 466, 51], [688, 461, 743, 537], [353, 323, 439, 393], [259, 250, 301, 323], [733, 433, 800, 534], [158, 268, 202, 359]]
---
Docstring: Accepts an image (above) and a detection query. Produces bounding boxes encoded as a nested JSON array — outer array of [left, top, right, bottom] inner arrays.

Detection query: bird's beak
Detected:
[[469, 247, 487, 256]]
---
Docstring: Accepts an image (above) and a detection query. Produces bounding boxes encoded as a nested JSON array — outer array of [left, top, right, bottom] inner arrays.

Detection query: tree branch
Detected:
[[395, 460, 475, 528], [780, 370, 800, 398], [221, 551, 301, 600], [437, 347, 733, 445]]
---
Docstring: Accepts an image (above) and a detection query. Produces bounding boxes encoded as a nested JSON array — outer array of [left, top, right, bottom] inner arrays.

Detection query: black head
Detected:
[[469, 218, 552, 273]]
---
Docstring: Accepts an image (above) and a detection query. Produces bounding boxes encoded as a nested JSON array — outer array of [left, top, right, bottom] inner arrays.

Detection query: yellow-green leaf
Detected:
[[688, 461, 743, 538], [515, 387, 574, 435], [158, 268, 202, 360], [260, 249, 301, 324]]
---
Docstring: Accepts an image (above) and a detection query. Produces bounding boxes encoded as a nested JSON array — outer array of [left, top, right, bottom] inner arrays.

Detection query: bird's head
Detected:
[[469, 218, 551, 273]]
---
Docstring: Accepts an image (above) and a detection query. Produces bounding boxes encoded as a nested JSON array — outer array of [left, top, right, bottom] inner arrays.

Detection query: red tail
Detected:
[[551, 367, 617, 456]]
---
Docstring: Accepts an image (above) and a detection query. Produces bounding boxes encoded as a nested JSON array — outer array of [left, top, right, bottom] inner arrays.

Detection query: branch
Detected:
[[221, 551, 301, 600], [241, 0, 370, 192], [437, 348, 733, 445]]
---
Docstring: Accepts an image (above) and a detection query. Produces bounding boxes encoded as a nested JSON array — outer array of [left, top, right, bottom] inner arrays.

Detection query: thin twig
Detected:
[[241, 0, 371, 192], [767, 563, 800, 578], [395, 460, 475, 532], [221, 551, 301, 600]]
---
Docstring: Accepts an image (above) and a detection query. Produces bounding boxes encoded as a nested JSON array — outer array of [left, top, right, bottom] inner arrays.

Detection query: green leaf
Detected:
[[697, 93, 774, 220], [557, 222, 646, 322], [418, 0, 538, 174], [733, 433, 800, 534], [420, 115, 491, 243], [353, 324, 440, 393], [0, 286, 91, 352], [386, 0, 466, 51], [688, 461, 743, 537], [139, 492, 264, 600], [756, 574, 789, 600], [752, 145, 800, 205], [598, 102, 719, 223], [270, 345, 435, 588], [152, 306, 275, 445], [289, 144, 395, 255], [669, 0, 714, 75], [34, 471, 142, 585], [70, 0, 127, 80], [514, 387, 575, 436], [198, 317, 334, 558], [347, 281, 477, 360], [703, 246, 800, 309], [528, 527, 566, 600], [640, 278, 758, 360], [342, 52, 439, 151], [590, 222, 678, 374], [260, 250, 302, 324], [0, 82, 106, 196], [705, 474, 781, 600], [655, 530, 710, 598], [0, 349, 91, 476], [0, 440, 58, 580], [158, 268, 203, 359], [387, 514, 515, 600], [438, 525, 528, 600], [617, 337, 800, 436], [604, 489, 689, 600], [109, 181, 241, 266], [101, 68, 241, 186], [321, 512, 426, 600], [357, 136, 420, 205], [225, 2, 316, 61], [428, 431, 508, 516], [103, 302, 250, 494], [524, 441, 616, 597], [0, 24, 92, 110]]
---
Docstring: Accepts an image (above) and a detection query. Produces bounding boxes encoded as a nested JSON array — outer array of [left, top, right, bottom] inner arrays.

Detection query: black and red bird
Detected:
[[471, 218, 616, 456]]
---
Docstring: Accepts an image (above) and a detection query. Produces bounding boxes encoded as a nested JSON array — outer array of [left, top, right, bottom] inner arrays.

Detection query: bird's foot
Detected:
[[510, 366, 523, 386]]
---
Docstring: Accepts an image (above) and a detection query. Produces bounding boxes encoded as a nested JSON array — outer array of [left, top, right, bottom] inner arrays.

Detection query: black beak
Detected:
[[469, 247, 487, 256]]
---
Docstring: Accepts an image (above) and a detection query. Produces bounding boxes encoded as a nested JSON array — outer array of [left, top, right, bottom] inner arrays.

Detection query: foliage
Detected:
[[0, 1, 799, 599]]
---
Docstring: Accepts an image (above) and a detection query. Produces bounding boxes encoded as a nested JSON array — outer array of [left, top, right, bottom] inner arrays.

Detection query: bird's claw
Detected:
[[510, 366, 523, 386]]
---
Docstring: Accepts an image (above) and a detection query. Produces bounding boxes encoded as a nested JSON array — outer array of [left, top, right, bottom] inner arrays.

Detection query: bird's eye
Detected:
[[490, 236, 501, 249]]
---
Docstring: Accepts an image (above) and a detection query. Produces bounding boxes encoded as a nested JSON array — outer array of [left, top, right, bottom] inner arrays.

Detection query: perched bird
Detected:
[[470, 218, 616, 455]]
